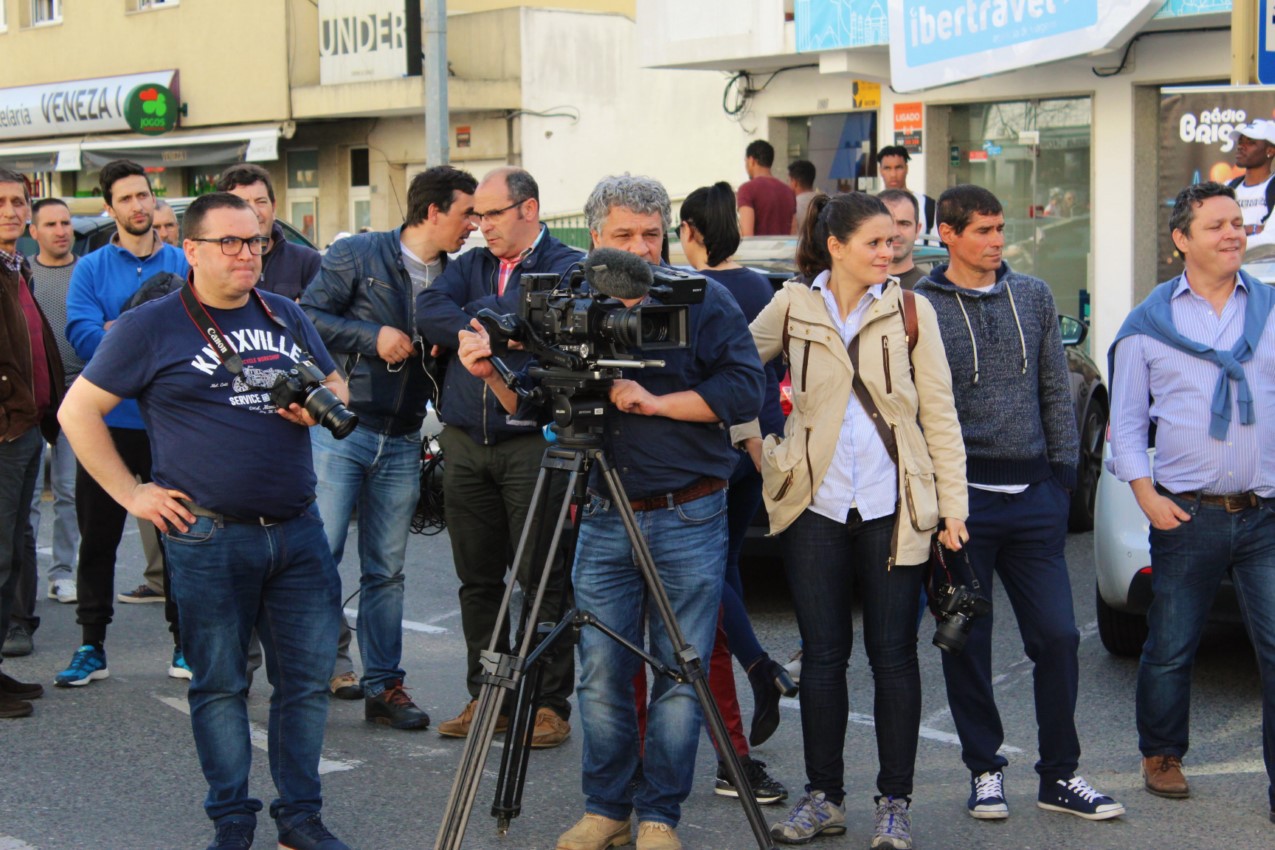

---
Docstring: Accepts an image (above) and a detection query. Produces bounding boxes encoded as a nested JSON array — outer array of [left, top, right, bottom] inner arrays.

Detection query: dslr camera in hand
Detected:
[[480, 247, 706, 371], [269, 359, 359, 439]]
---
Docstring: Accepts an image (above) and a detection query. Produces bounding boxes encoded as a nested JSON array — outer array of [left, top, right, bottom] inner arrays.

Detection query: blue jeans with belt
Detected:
[[573, 488, 727, 828], [1139, 491, 1275, 810], [165, 503, 342, 830]]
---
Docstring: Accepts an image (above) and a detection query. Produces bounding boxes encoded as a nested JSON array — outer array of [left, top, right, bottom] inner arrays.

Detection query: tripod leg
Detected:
[[592, 454, 777, 850]]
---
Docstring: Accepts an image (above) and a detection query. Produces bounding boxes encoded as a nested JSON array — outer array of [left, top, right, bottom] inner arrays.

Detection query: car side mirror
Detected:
[[1059, 315, 1087, 347]]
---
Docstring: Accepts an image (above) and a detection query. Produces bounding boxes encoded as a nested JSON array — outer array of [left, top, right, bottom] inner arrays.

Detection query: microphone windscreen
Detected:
[[584, 248, 654, 299]]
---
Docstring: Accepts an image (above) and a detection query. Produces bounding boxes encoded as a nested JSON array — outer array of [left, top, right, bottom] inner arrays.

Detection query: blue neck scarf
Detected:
[[1108, 270, 1275, 440]]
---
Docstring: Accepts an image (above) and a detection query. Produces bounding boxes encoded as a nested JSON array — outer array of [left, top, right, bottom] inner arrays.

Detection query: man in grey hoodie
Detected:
[[915, 184, 1123, 823]]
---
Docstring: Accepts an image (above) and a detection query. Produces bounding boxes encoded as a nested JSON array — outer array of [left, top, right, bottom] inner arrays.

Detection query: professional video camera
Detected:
[[478, 247, 706, 373]]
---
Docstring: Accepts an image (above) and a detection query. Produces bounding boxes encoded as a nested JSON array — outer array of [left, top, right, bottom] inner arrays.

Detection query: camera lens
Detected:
[[304, 386, 359, 440], [933, 614, 971, 655]]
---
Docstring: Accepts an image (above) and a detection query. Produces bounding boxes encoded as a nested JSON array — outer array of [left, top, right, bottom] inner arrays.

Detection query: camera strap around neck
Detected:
[[178, 281, 293, 377]]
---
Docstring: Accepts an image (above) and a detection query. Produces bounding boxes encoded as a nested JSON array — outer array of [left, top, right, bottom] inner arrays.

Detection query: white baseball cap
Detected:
[[1236, 119, 1275, 145]]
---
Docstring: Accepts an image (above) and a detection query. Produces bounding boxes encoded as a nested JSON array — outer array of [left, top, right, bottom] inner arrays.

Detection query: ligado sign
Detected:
[[887, 0, 1161, 92]]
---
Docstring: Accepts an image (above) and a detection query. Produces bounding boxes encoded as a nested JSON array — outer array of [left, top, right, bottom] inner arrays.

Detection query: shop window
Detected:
[[26, 0, 62, 27], [189, 164, 223, 197], [350, 148, 370, 188], [288, 150, 319, 190]]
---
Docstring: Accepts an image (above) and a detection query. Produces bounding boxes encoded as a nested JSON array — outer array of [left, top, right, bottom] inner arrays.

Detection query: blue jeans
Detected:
[[783, 509, 920, 801], [940, 480, 1081, 782], [0, 428, 43, 668], [311, 425, 420, 697], [30, 430, 78, 581], [573, 489, 727, 827], [165, 504, 341, 828], [1139, 493, 1275, 809]]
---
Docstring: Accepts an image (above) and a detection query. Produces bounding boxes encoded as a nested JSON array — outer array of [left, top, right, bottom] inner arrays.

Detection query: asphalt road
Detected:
[[0, 505, 1270, 850]]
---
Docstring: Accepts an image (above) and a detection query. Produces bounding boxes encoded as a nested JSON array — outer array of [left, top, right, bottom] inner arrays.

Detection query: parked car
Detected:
[[1091, 256, 1275, 657], [15, 196, 316, 258]]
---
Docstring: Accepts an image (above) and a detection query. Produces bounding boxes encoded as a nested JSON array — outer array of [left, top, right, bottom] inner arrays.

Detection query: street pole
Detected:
[[423, 0, 449, 166], [1233, 0, 1257, 85]]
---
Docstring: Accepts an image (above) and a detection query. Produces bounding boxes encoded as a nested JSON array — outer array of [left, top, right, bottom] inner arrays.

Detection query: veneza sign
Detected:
[[887, 0, 1162, 92]]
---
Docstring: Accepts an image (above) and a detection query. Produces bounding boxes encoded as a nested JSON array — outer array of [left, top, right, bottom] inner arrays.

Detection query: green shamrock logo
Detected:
[[139, 88, 167, 118]]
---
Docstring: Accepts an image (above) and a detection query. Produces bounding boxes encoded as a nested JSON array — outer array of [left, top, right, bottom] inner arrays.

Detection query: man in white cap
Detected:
[[1230, 119, 1275, 249]]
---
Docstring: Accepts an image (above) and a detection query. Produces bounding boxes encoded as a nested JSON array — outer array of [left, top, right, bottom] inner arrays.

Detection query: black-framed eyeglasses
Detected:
[[190, 236, 270, 256], [472, 198, 525, 222]]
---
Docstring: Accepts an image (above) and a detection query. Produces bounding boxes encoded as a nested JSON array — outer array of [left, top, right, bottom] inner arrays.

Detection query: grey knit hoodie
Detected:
[[915, 262, 1079, 489]]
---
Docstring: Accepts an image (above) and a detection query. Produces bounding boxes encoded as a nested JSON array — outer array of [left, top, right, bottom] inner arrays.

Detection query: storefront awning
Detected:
[[0, 141, 82, 173], [79, 123, 292, 170], [0, 122, 292, 173]]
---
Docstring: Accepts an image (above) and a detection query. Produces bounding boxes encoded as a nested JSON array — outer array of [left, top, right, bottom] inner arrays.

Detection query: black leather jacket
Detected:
[[299, 228, 441, 435]]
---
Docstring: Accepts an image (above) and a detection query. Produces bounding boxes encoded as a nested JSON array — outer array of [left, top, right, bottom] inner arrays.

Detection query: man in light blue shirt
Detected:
[[1108, 180, 1275, 821]]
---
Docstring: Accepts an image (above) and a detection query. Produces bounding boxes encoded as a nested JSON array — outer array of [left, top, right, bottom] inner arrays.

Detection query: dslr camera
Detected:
[[930, 581, 992, 655], [269, 359, 359, 440]]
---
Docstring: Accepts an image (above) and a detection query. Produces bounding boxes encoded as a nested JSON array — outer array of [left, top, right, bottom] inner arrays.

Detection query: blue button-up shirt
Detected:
[[808, 272, 897, 522], [1108, 274, 1275, 496]]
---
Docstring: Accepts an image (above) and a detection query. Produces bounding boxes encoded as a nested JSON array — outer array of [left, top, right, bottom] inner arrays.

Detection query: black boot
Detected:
[[747, 655, 797, 746]]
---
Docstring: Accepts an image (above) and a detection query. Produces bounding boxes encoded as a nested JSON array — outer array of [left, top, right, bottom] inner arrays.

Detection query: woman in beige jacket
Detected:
[[752, 193, 969, 848]]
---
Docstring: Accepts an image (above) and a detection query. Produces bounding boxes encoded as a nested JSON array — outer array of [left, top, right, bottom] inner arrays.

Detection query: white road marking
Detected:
[[343, 607, 449, 635], [0, 838, 39, 849], [155, 695, 361, 774]]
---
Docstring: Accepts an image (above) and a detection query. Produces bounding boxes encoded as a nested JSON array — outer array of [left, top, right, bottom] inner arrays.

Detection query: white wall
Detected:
[[746, 29, 1231, 373], [519, 9, 753, 217]]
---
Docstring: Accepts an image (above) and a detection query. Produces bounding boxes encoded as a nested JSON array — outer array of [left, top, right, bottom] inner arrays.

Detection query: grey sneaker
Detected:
[[1, 624, 33, 658], [770, 791, 846, 844], [871, 796, 912, 849]]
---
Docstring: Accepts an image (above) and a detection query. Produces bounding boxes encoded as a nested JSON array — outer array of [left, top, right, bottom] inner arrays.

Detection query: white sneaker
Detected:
[[48, 578, 77, 604]]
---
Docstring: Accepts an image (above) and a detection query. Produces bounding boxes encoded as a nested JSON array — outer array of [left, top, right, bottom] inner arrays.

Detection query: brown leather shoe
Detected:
[[636, 821, 681, 850], [556, 813, 631, 850], [437, 699, 509, 738], [1142, 754, 1190, 798], [531, 707, 571, 749]]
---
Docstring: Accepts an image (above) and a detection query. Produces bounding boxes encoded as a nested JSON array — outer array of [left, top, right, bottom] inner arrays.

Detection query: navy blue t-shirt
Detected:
[[81, 288, 337, 519]]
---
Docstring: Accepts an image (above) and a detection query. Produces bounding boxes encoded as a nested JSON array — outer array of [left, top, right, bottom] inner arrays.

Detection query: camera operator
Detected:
[[57, 193, 353, 850], [459, 174, 765, 850], [299, 165, 478, 728], [416, 167, 582, 747], [915, 185, 1123, 822]]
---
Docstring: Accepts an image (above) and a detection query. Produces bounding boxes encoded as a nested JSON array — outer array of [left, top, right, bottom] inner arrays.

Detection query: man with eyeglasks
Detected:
[[417, 166, 582, 747], [59, 159, 190, 689], [299, 165, 477, 729], [60, 191, 352, 850]]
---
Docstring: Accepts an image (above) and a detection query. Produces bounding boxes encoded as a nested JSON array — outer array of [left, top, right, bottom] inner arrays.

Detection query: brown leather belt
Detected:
[[181, 499, 302, 527], [1156, 485, 1260, 513], [629, 477, 728, 513]]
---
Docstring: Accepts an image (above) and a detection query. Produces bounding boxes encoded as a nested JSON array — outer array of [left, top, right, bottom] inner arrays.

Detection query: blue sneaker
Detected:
[[168, 647, 193, 680], [207, 815, 254, 849], [968, 770, 1008, 819], [54, 645, 109, 687], [277, 814, 349, 850], [1037, 775, 1125, 820]]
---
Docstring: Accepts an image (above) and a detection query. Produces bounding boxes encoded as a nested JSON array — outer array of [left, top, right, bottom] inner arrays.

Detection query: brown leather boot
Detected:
[[1142, 754, 1190, 798]]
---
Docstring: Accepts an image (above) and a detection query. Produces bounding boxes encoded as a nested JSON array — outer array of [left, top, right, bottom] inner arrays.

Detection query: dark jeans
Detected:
[[75, 426, 178, 646], [0, 428, 43, 668], [11, 439, 43, 633], [784, 508, 921, 801], [723, 453, 765, 669], [1139, 492, 1275, 810], [166, 504, 341, 827], [438, 427, 574, 719], [940, 480, 1080, 782]]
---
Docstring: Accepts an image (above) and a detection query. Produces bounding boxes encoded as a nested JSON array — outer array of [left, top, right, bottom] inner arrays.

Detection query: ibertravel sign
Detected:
[[0, 71, 179, 141], [887, 0, 1162, 93]]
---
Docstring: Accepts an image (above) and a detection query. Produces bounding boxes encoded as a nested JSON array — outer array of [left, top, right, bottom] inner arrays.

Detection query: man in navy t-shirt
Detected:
[[58, 194, 353, 850]]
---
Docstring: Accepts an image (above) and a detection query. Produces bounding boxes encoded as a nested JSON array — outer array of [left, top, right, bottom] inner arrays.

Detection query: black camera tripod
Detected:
[[433, 372, 777, 850]]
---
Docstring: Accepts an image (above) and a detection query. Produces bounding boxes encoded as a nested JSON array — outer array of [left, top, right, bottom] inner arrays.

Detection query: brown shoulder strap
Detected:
[[847, 333, 899, 465], [902, 290, 918, 355], [781, 305, 791, 363]]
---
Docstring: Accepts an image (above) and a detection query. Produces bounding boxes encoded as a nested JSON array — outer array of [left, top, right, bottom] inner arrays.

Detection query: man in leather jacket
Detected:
[[299, 165, 477, 729]]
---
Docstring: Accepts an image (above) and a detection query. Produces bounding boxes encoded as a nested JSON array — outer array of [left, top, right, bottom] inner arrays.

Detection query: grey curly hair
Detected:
[[584, 174, 672, 235]]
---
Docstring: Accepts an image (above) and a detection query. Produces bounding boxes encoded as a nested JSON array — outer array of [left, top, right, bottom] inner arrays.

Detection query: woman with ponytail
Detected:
[[745, 192, 969, 848]]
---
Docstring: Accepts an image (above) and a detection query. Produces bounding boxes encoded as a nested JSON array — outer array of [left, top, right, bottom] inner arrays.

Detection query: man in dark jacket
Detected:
[[217, 164, 321, 301], [0, 168, 64, 718], [417, 166, 582, 747], [300, 165, 477, 730]]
